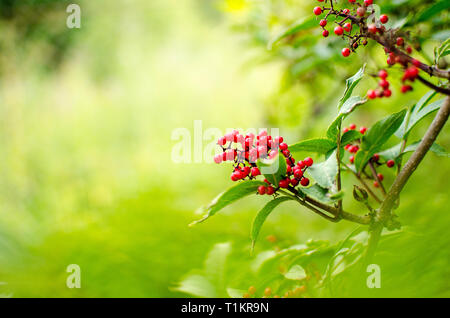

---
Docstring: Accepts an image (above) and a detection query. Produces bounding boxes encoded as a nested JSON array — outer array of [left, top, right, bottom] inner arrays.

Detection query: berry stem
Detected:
[[369, 162, 386, 195]]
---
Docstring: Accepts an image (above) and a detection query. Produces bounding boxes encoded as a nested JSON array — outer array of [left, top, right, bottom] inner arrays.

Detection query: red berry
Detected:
[[377, 173, 384, 181], [367, 89, 377, 99], [300, 178, 310, 187], [279, 143, 288, 151], [343, 22, 352, 32], [372, 154, 380, 162], [349, 155, 355, 164], [251, 167, 260, 177], [349, 123, 356, 130], [231, 172, 240, 181], [319, 19, 327, 27], [373, 181, 379, 188], [380, 14, 388, 24], [364, 0, 373, 6], [387, 56, 395, 65], [349, 145, 359, 153], [343, 127, 349, 133], [313, 6, 322, 15], [348, 0, 356, 3], [412, 59, 421, 67], [356, 7, 366, 17], [304, 157, 313, 167], [343, 9, 350, 15], [334, 26, 344, 36], [359, 126, 367, 134], [294, 169, 303, 179], [286, 165, 292, 175], [384, 89, 392, 97], [274, 136, 283, 144], [387, 159, 395, 168], [322, 29, 329, 37], [258, 185, 267, 195], [266, 186, 275, 195], [378, 69, 388, 79], [290, 178, 299, 186], [379, 79, 390, 89], [396, 37, 404, 46], [297, 161, 305, 169], [368, 24, 377, 34], [406, 46, 412, 54], [405, 66, 419, 80], [218, 136, 227, 146], [401, 85, 413, 93], [279, 179, 290, 189], [282, 149, 290, 157], [341, 48, 351, 57], [214, 154, 223, 164]]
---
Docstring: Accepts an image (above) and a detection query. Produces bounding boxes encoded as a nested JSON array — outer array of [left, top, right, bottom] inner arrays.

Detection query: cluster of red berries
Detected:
[[214, 130, 314, 195], [367, 69, 392, 99], [313, 0, 389, 57]]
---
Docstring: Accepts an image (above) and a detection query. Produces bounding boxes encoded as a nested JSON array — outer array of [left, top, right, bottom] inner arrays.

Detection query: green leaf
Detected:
[[173, 274, 217, 298], [307, 150, 338, 190], [403, 99, 445, 138], [355, 109, 407, 172], [257, 152, 287, 186], [327, 96, 367, 141], [338, 65, 366, 108], [284, 265, 307, 280], [434, 37, 450, 64], [341, 130, 362, 145], [289, 138, 336, 154], [251, 197, 294, 248], [268, 16, 316, 49], [395, 91, 437, 138], [298, 183, 340, 204], [227, 288, 247, 298], [415, 0, 450, 23], [190, 180, 266, 225]]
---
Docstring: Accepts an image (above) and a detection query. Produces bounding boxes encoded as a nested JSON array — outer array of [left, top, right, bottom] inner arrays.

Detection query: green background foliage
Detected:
[[0, 0, 448, 297]]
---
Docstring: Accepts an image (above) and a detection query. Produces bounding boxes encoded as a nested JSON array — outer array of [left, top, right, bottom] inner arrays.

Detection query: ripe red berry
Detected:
[[359, 126, 367, 134], [343, 22, 352, 32], [349, 123, 356, 130], [282, 149, 290, 157], [279, 179, 290, 189], [401, 85, 413, 93], [368, 24, 377, 34], [378, 69, 388, 79], [231, 172, 240, 181], [300, 178, 310, 187], [341, 48, 351, 57], [286, 165, 292, 175], [251, 167, 260, 177], [313, 6, 322, 15], [387, 159, 395, 168], [383, 89, 392, 97], [343, 9, 350, 15], [379, 79, 390, 89], [356, 7, 366, 17], [343, 127, 350, 133], [380, 14, 388, 24], [218, 136, 227, 146], [412, 59, 421, 67], [279, 143, 288, 151], [304, 157, 313, 167], [364, 0, 373, 6], [372, 154, 380, 162], [290, 178, 299, 186], [258, 185, 267, 195], [317, 0, 325, 2], [405, 66, 419, 80], [334, 26, 344, 36], [396, 37, 404, 46], [387, 56, 394, 65], [266, 186, 275, 195], [319, 19, 327, 27], [367, 89, 377, 99], [297, 161, 305, 169], [373, 181, 379, 188], [348, 0, 356, 3], [322, 29, 329, 37], [377, 173, 384, 181], [349, 145, 359, 153], [406, 46, 412, 54], [294, 169, 303, 179], [349, 155, 355, 164]]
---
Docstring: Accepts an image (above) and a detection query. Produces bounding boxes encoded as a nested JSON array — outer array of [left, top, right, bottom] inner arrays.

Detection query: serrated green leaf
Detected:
[[298, 183, 339, 204], [338, 65, 366, 108], [341, 130, 362, 145], [327, 96, 367, 141], [257, 152, 287, 186], [268, 16, 316, 49], [289, 138, 336, 154], [251, 197, 294, 248], [191, 180, 266, 225], [307, 150, 338, 190], [355, 109, 407, 172]]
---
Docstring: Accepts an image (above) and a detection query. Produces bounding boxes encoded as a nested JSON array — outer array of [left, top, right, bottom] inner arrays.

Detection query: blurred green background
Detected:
[[0, 0, 448, 297]]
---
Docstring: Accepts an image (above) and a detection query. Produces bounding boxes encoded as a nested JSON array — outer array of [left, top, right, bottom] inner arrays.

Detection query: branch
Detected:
[[416, 75, 450, 96]]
